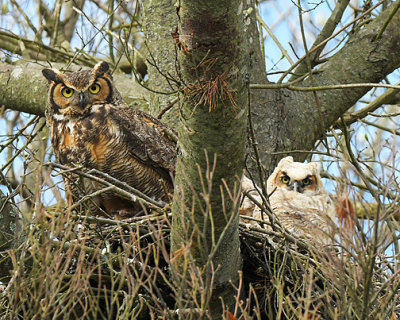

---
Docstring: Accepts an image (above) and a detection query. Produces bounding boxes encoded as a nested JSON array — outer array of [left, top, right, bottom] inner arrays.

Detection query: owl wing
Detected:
[[108, 105, 177, 182]]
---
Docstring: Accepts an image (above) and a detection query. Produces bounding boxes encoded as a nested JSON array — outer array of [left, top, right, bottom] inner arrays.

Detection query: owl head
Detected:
[[42, 61, 122, 119], [267, 156, 323, 195]]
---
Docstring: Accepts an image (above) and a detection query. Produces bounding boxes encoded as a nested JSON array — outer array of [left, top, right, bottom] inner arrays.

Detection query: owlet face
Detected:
[[42, 61, 113, 117], [275, 170, 318, 194], [267, 156, 323, 195]]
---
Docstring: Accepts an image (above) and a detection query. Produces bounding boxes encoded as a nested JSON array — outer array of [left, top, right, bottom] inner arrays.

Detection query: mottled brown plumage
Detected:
[[43, 62, 176, 217]]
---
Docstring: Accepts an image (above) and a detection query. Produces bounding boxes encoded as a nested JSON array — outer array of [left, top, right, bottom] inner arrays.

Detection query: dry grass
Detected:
[[1, 159, 399, 319], [0, 109, 399, 320]]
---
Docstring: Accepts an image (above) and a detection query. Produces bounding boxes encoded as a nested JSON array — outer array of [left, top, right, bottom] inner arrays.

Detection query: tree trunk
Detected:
[[0, 190, 21, 281], [141, 0, 180, 125], [170, 1, 247, 317]]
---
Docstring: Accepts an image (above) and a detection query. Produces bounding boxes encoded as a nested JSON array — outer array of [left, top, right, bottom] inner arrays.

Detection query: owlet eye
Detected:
[[281, 175, 290, 184], [89, 83, 101, 94], [61, 87, 74, 98], [303, 177, 312, 186]]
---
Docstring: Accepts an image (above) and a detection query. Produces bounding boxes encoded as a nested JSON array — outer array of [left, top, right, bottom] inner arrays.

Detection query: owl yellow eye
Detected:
[[302, 177, 312, 186], [61, 87, 74, 98], [89, 83, 101, 94], [281, 175, 290, 184]]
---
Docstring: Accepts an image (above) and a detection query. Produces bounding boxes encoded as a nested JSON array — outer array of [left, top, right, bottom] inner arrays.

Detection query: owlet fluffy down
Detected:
[[241, 156, 336, 244]]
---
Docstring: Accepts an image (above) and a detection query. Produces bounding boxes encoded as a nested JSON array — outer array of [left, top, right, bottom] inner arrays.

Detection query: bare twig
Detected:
[[44, 162, 166, 210]]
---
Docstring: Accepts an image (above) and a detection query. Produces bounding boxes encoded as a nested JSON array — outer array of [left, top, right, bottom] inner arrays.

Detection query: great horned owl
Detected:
[[241, 156, 336, 243], [42, 62, 176, 218]]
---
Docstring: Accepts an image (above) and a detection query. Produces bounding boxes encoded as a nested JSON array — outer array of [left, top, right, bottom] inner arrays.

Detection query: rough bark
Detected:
[[141, 0, 180, 124], [170, 0, 247, 316], [0, 190, 21, 281]]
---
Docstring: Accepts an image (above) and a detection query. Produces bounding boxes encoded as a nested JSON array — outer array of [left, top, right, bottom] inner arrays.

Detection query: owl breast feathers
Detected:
[[43, 62, 177, 218], [241, 156, 336, 244]]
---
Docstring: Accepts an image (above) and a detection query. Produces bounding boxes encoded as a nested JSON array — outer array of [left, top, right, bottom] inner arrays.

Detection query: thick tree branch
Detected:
[[338, 82, 400, 127], [0, 62, 150, 117], [311, 0, 400, 127], [290, 0, 350, 81], [254, 0, 400, 170], [141, 0, 179, 119], [0, 62, 47, 116]]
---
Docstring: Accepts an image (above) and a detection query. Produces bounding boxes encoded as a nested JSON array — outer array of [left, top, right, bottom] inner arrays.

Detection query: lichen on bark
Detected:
[[170, 0, 248, 315]]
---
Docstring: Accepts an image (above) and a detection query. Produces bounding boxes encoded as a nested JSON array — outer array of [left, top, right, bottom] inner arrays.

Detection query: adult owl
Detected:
[[241, 156, 336, 244], [42, 62, 176, 218]]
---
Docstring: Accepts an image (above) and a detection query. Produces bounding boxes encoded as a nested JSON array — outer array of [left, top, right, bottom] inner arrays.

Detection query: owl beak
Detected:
[[78, 92, 88, 109], [292, 181, 303, 193]]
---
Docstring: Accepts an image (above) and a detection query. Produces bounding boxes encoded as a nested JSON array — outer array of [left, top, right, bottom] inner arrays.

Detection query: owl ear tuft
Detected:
[[42, 69, 63, 83], [277, 156, 293, 167], [309, 161, 322, 173], [93, 61, 110, 77]]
